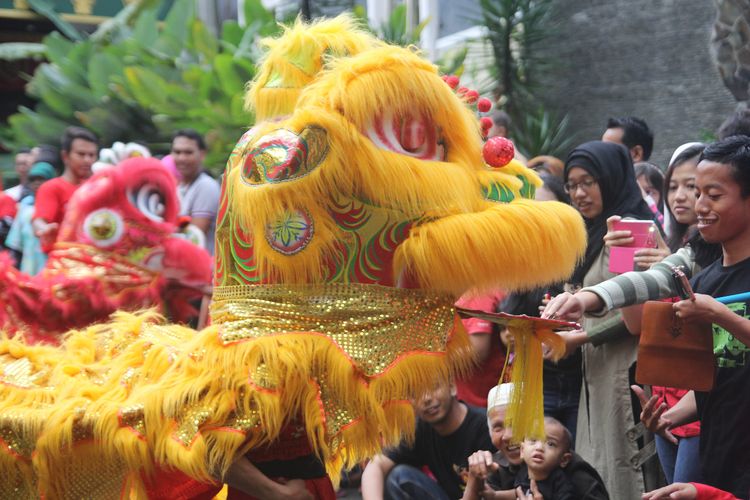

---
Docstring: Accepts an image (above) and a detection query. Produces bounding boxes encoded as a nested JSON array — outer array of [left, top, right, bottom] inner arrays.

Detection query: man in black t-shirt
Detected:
[[637, 136, 750, 498], [361, 381, 494, 499]]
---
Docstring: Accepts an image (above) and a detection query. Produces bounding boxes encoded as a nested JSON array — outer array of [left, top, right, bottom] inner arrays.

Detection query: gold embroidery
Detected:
[[212, 283, 456, 377]]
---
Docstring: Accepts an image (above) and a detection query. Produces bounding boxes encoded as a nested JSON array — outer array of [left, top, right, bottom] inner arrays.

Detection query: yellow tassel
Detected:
[[505, 324, 566, 442]]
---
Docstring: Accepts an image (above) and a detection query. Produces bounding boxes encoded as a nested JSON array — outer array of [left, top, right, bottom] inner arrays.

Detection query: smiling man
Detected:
[[636, 135, 750, 498], [171, 129, 220, 255], [362, 381, 494, 500]]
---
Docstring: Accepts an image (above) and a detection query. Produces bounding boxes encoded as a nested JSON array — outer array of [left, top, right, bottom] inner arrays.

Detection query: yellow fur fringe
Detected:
[[246, 15, 379, 121], [0, 310, 472, 497], [394, 199, 587, 295]]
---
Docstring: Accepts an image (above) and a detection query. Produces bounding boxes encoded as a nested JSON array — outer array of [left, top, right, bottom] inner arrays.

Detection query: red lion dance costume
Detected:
[[0, 17, 585, 499], [0, 157, 212, 345]]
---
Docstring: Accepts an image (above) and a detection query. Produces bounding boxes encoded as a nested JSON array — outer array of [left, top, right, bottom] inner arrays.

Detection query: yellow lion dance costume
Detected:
[[0, 16, 585, 499]]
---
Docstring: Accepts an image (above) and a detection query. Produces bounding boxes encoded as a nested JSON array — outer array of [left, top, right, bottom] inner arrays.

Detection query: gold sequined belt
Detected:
[[211, 283, 457, 377]]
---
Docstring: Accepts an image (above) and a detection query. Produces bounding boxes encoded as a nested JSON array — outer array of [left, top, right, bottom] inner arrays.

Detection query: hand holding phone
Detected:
[[608, 219, 659, 274], [671, 266, 696, 301], [611, 220, 658, 248]]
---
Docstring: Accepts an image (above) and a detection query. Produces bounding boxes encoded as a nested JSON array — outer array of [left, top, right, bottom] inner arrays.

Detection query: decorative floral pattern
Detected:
[[265, 209, 314, 255]]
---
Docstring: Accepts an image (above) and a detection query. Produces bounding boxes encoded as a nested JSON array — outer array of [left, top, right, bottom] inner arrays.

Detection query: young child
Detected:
[[514, 417, 575, 500], [464, 385, 609, 500]]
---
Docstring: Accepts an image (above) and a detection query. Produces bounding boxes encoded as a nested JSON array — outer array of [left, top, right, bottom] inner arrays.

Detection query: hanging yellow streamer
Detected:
[[504, 323, 566, 442]]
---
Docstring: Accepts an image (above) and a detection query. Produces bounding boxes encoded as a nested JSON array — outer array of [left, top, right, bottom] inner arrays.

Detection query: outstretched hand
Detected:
[[642, 482, 698, 500], [541, 292, 584, 322], [467, 450, 498, 481], [631, 385, 677, 445]]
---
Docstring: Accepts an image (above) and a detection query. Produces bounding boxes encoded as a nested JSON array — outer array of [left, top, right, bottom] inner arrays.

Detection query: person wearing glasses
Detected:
[[554, 141, 660, 499]]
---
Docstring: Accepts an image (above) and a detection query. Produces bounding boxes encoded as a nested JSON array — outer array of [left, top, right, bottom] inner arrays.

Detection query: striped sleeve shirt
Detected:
[[582, 246, 697, 316]]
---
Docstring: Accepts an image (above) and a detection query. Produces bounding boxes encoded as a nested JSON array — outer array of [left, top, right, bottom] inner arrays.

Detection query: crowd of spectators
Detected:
[[2, 126, 221, 275], [6, 108, 750, 500]]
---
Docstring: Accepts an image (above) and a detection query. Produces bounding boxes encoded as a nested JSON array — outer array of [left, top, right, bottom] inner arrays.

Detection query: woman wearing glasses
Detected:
[[554, 141, 660, 499]]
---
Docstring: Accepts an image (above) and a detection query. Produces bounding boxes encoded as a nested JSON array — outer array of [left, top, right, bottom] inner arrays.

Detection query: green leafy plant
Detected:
[[511, 107, 577, 159], [352, 4, 427, 47], [479, 0, 554, 113], [478, 0, 574, 158], [1, 0, 279, 172]]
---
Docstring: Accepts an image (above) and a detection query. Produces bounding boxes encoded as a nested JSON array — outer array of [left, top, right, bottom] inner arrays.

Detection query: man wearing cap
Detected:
[[6, 162, 57, 274], [464, 384, 609, 500], [361, 380, 494, 499]]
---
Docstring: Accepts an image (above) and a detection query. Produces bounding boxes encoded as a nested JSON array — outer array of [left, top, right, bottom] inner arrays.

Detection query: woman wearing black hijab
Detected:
[[557, 141, 658, 499]]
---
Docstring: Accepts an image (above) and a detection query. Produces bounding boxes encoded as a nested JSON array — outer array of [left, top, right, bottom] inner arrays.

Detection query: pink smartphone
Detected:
[[609, 220, 657, 274], [611, 220, 658, 248]]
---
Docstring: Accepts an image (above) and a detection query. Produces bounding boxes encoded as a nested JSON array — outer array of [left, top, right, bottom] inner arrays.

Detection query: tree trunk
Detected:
[[711, 0, 750, 103]]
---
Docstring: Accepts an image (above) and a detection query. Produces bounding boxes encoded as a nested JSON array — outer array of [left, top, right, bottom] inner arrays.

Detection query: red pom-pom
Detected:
[[456, 86, 469, 96], [483, 136, 515, 168], [477, 98, 492, 113], [480, 117, 493, 130], [445, 75, 460, 89], [465, 90, 479, 103]]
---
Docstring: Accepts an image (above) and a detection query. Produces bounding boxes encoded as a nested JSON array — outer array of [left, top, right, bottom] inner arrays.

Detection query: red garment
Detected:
[[692, 482, 739, 499], [652, 386, 700, 438], [141, 468, 221, 499], [34, 177, 78, 225], [455, 292, 507, 407], [0, 193, 17, 219], [228, 421, 336, 499], [227, 477, 336, 500], [33, 177, 79, 253]]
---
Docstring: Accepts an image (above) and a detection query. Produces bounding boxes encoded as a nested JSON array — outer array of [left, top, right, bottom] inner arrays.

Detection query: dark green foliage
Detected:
[[1, 0, 279, 173], [479, 0, 576, 158]]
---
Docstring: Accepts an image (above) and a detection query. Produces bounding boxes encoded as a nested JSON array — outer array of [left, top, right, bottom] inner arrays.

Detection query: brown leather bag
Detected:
[[636, 301, 715, 391]]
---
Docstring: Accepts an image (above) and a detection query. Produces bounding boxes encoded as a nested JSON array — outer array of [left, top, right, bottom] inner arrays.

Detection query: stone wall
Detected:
[[537, 0, 738, 167]]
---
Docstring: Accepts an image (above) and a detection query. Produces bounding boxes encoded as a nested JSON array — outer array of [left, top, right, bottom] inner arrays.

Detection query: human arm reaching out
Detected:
[[361, 454, 397, 500], [674, 294, 750, 349], [631, 386, 698, 445]]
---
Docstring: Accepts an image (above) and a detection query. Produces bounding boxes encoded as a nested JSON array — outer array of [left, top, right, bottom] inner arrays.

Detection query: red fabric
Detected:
[[0, 193, 17, 219], [692, 482, 738, 500], [455, 292, 508, 407], [34, 177, 78, 252], [142, 467, 221, 499], [34, 177, 78, 225], [227, 477, 336, 500], [228, 422, 335, 499], [652, 386, 700, 438], [245, 422, 313, 462]]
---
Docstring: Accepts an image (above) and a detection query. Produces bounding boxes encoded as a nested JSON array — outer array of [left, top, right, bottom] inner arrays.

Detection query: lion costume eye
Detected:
[[127, 183, 167, 222], [83, 209, 124, 247], [365, 112, 446, 161]]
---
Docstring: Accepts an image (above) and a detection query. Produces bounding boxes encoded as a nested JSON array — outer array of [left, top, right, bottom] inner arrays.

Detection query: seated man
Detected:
[[361, 380, 494, 499], [464, 384, 608, 500]]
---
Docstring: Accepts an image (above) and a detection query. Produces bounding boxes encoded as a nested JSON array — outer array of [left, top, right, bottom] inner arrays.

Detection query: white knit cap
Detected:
[[487, 383, 514, 409]]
